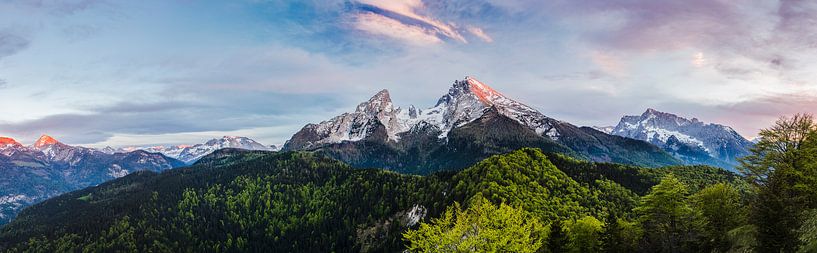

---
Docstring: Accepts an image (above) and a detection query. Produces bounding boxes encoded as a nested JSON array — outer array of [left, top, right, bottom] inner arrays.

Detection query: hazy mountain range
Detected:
[[110, 136, 278, 164]]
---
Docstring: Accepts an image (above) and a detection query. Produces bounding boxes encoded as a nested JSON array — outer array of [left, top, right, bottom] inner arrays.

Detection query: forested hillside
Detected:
[[0, 147, 746, 252]]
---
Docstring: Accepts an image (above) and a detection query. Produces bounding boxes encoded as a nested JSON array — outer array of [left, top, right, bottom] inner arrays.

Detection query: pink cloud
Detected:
[[353, 12, 443, 45], [357, 0, 467, 43], [349, 0, 493, 45], [467, 26, 493, 43]]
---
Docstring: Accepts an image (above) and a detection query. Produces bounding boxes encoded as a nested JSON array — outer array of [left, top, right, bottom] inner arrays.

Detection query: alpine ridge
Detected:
[[0, 135, 184, 224], [610, 108, 754, 169], [284, 76, 680, 173], [113, 136, 275, 164], [284, 76, 560, 150]]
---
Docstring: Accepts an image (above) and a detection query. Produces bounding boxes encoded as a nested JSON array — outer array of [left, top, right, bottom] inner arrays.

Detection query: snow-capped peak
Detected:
[[118, 136, 273, 164], [0, 137, 21, 147], [611, 108, 753, 165], [32, 135, 61, 149], [428, 76, 558, 137], [357, 89, 393, 113], [284, 76, 561, 150], [464, 76, 505, 105], [590, 126, 615, 134]]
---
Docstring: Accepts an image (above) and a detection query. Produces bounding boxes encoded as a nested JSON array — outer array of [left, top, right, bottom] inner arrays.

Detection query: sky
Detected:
[[1, 0, 817, 147]]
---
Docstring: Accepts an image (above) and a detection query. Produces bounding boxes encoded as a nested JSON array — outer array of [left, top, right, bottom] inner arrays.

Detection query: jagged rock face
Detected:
[[285, 77, 680, 172], [285, 90, 409, 150], [0, 135, 184, 225], [284, 77, 561, 151], [611, 109, 753, 168], [423, 78, 559, 137]]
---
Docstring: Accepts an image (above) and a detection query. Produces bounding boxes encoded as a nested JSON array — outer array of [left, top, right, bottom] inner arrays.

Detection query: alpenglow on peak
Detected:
[[33, 135, 61, 149], [284, 76, 560, 150]]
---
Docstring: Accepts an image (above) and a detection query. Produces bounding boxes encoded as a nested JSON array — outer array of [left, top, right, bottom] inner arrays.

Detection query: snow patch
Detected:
[[108, 164, 129, 178]]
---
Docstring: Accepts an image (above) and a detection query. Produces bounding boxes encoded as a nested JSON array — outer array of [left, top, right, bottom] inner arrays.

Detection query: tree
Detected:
[[798, 209, 817, 253], [600, 215, 642, 253], [634, 175, 701, 253], [566, 216, 603, 253], [547, 219, 569, 253], [739, 114, 817, 252], [740, 114, 817, 186], [690, 183, 747, 252], [403, 196, 547, 253]]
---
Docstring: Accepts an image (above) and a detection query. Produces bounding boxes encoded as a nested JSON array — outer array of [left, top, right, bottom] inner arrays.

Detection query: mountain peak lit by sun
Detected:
[[33, 135, 61, 148]]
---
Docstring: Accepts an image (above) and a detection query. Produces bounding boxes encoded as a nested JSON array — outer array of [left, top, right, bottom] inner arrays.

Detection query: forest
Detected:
[[1, 114, 816, 253]]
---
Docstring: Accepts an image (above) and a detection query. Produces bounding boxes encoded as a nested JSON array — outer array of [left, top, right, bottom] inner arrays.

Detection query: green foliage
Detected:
[[690, 183, 747, 252], [546, 219, 569, 253], [726, 225, 758, 253], [799, 209, 817, 253], [403, 196, 547, 253], [0, 148, 749, 252], [451, 148, 596, 221], [740, 113, 817, 252], [565, 216, 603, 253], [635, 175, 702, 253], [600, 217, 642, 253]]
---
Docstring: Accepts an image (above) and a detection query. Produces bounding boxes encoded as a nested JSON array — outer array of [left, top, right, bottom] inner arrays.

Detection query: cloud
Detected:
[[0, 91, 344, 145], [0, 79, 7, 89], [11, 0, 102, 16], [546, 0, 817, 79], [691, 52, 706, 67], [353, 12, 443, 45], [466, 26, 493, 42], [589, 51, 626, 77], [0, 32, 29, 60], [350, 0, 491, 45]]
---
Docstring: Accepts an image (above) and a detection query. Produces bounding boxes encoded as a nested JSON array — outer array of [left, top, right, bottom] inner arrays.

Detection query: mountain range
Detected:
[[111, 136, 278, 164], [0, 76, 766, 252], [610, 108, 754, 169], [0, 135, 185, 224], [0, 77, 757, 226], [283, 77, 682, 174]]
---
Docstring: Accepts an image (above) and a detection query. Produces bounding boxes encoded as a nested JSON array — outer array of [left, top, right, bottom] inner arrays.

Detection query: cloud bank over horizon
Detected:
[[1, 0, 816, 147]]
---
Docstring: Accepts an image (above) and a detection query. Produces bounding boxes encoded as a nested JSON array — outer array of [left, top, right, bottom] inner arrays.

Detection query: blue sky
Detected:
[[1, 0, 816, 147]]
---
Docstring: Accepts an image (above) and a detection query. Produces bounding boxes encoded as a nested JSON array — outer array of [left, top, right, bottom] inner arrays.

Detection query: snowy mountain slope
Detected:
[[116, 136, 274, 164], [590, 126, 614, 134], [0, 135, 183, 224], [284, 77, 680, 172], [284, 77, 561, 150], [611, 109, 753, 167]]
